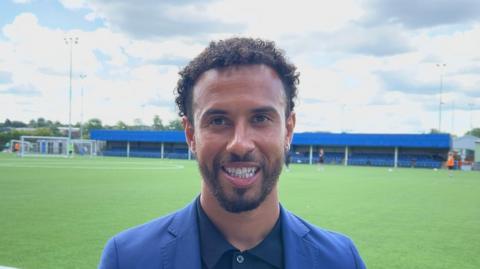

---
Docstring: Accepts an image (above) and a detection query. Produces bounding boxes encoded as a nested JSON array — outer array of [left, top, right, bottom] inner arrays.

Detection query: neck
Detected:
[[200, 183, 280, 251]]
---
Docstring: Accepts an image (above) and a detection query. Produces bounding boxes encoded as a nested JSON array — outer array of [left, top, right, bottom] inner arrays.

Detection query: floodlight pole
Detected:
[[451, 101, 455, 135], [437, 63, 446, 132], [65, 37, 78, 148], [468, 103, 474, 130], [79, 74, 86, 140]]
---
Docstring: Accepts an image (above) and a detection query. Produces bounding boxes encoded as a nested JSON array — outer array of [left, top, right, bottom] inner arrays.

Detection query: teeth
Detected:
[[225, 167, 256, 179]]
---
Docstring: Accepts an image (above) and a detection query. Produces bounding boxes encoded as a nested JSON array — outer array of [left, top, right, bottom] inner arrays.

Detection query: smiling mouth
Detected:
[[222, 166, 259, 179]]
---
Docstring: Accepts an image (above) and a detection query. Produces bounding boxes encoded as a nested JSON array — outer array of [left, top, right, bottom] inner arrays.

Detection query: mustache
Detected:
[[220, 152, 257, 163], [212, 152, 262, 172]]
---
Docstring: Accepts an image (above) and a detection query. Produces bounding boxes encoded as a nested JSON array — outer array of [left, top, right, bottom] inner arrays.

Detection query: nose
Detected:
[[226, 122, 255, 158]]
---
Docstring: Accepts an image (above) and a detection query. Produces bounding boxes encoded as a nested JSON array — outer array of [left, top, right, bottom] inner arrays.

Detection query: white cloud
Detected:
[[58, 0, 87, 9], [12, 0, 32, 4], [362, 0, 480, 29], [206, 0, 364, 39], [1, 1, 480, 136], [124, 38, 205, 63]]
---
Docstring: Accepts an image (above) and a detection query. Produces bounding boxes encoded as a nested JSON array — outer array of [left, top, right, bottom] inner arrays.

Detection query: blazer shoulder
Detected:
[[304, 218, 355, 250], [99, 201, 198, 269], [283, 210, 356, 251], [283, 210, 366, 269], [113, 210, 178, 248]]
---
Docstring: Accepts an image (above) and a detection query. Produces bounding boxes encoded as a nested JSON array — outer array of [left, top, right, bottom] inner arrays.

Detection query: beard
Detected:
[[199, 150, 284, 213]]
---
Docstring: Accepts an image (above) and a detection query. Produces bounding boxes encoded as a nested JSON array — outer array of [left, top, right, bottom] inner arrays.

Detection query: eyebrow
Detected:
[[203, 106, 278, 117], [203, 109, 228, 118], [251, 106, 278, 115]]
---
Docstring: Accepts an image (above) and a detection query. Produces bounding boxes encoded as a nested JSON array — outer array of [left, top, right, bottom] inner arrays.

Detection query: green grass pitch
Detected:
[[0, 153, 479, 269]]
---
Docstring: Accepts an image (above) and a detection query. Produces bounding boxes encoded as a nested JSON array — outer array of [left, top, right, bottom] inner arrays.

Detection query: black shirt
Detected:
[[196, 198, 284, 269]]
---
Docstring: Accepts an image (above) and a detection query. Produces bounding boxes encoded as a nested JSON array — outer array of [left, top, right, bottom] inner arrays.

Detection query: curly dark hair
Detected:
[[175, 37, 300, 123]]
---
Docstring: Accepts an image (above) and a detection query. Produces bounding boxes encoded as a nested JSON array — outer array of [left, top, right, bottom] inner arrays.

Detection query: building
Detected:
[[474, 140, 480, 171], [453, 135, 477, 162]]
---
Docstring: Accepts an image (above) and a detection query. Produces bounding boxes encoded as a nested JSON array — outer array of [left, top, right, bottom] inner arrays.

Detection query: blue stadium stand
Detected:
[[289, 132, 450, 168]]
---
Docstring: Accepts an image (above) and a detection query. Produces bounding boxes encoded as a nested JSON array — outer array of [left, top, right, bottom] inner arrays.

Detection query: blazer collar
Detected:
[[280, 205, 319, 269], [162, 199, 202, 269]]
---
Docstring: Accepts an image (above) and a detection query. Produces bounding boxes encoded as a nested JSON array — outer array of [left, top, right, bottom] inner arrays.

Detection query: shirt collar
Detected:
[[196, 197, 283, 268], [196, 197, 235, 269], [248, 217, 283, 268]]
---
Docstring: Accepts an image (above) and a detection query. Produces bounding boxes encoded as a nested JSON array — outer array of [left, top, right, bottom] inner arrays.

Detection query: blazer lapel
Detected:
[[281, 206, 319, 269], [161, 200, 202, 269], [160, 201, 321, 269]]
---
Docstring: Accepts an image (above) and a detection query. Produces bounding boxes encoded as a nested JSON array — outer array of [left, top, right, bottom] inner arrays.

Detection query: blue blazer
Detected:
[[99, 200, 366, 269]]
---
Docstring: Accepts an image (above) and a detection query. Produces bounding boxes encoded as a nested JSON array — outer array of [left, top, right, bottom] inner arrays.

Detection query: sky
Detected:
[[0, 0, 479, 135]]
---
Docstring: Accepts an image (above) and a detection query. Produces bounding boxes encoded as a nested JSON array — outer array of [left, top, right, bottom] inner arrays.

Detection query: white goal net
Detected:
[[18, 136, 100, 157], [9, 139, 30, 153], [71, 139, 98, 157], [20, 136, 69, 157]]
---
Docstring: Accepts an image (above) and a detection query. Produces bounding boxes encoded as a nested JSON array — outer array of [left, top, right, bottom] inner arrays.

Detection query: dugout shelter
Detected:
[[91, 130, 451, 168], [91, 130, 191, 159]]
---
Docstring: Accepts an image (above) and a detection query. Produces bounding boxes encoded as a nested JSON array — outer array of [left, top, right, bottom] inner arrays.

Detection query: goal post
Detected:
[[18, 136, 100, 157], [20, 136, 69, 157], [9, 139, 31, 153], [71, 139, 99, 157]]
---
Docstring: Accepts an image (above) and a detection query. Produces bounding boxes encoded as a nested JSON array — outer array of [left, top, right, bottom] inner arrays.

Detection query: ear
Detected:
[[285, 111, 296, 149], [182, 116, 196, 153]]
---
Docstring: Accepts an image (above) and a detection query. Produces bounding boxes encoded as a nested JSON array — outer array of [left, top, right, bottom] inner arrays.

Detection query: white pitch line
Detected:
[[0, 162, 180, 166], [0, 164, 185, 170], [0, 160, 187, 165]]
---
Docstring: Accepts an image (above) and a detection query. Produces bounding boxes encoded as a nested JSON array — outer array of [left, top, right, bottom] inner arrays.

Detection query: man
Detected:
[[99, 37, 366, 269], [318, 148, 325, 170], [14, 142, 19, 152], [447, 152, 455, 177]]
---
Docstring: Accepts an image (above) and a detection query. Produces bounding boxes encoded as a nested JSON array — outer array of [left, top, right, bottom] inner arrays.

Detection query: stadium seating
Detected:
[[345, 153, 443, 168], [102, 147, 190, 159], [397, 154, 443, 168]]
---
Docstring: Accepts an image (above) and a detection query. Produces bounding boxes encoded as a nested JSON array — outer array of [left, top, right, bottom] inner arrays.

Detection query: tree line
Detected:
[[429, 128, 480, 138], [1, 117, 479, 148], [0, 115, 183, 147]]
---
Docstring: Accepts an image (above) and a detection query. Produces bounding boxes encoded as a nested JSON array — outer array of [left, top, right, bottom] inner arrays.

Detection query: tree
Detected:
[[33, 128, 55, 136], [167, 119, 183, 130], [2, 119, 27, 128], [465, 127, 480, 138], [36, 117, 47, 127], [429, 128, 446, 134], [133, 118, 147, 130], [152, 115, 164, 130], [115, 121, 128, 130], [84, 118, 103, 135], [10, 121, 27, 128]]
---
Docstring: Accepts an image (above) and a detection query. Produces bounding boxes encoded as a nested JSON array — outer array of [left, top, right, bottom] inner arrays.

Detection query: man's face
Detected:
[[184, 64, 295, 213]]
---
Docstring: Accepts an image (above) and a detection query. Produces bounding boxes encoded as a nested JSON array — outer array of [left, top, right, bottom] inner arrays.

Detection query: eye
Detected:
[[252, 114, 270, 124], [210, 117, 227, 126]]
